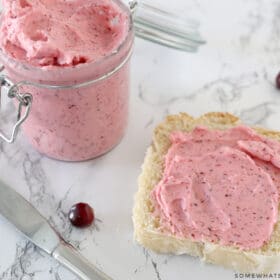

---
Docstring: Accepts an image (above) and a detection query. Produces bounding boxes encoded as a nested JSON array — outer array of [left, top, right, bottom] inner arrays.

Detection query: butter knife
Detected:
[[0, 179, 112, 280]]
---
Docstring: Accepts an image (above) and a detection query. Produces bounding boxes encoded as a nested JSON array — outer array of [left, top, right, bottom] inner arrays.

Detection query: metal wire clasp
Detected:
[[0, 67, 32, 143], [129, 0, 138, 13]]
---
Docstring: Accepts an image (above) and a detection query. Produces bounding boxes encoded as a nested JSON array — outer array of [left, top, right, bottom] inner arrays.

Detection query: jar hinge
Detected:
[[0, 66, 33, 143]]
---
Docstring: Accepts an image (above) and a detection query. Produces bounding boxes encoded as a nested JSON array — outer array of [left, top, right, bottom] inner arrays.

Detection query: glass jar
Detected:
[[0, 0, 205, 161]]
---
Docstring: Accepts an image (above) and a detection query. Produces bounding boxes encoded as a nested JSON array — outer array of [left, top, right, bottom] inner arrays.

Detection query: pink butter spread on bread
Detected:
[[151, 126, 280, 250]]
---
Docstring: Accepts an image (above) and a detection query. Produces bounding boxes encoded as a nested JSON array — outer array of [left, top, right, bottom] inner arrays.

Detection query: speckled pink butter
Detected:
[[151, 126, 280, 250], [0, 0, 128, 66], [0, 0, 133, 161]]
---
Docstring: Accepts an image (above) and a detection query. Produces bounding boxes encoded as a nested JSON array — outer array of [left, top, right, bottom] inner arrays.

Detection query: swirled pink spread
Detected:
[[0, 0, 128, 66], [151, 126, 280, 250], [0, 0, 131, 161]]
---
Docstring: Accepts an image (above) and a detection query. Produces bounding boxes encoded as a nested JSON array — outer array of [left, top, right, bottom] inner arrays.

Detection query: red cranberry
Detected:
[[68, 203, 94, 228], [276, 72, 280, 89]]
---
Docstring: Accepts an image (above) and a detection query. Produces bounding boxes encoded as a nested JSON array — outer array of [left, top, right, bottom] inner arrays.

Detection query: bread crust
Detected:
[[133, 112, 280, 272]]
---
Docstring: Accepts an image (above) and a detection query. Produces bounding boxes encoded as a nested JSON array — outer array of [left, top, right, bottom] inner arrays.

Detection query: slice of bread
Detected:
[[133, 112, 280, 273]]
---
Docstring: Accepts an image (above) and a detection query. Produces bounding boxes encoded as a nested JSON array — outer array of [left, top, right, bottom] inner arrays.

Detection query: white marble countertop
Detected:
[[1, 0, 280, 279]]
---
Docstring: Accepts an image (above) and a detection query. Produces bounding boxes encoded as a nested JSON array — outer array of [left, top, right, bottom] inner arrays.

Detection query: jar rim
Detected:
[[0, 0, 134, 85], [2, 46, 133, 90]]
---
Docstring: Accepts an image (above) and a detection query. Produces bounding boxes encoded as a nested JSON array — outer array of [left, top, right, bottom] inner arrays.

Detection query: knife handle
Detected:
[[52, 242, 113, 280]]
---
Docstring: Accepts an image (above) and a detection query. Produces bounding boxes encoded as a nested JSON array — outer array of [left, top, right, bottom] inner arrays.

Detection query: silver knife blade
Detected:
[[0, 179, 60, 254], [0, 179, 112, 280]]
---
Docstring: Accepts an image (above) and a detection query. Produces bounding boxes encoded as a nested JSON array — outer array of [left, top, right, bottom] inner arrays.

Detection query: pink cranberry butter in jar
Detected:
[[0, 0, 204, 161]]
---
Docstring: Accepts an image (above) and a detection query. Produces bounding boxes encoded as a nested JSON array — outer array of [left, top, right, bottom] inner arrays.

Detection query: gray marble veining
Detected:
[[1, 0, 280, 279]]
